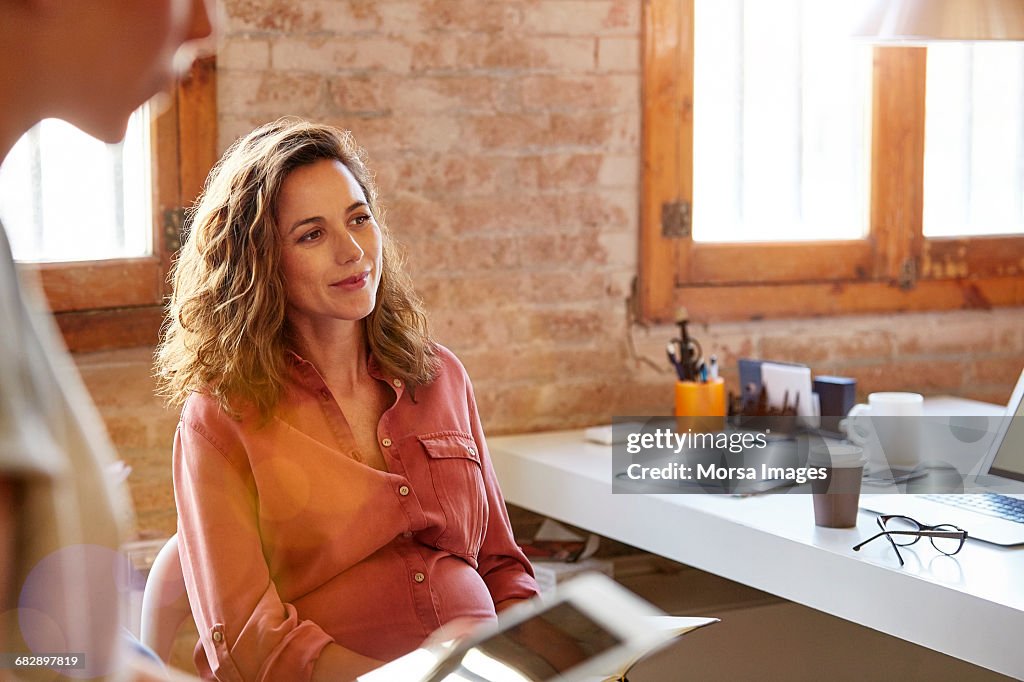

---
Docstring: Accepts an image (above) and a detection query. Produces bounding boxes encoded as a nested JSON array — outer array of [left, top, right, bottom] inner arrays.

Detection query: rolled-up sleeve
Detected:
[[463, 377, 540, 604], [174, 400, 334, 682]]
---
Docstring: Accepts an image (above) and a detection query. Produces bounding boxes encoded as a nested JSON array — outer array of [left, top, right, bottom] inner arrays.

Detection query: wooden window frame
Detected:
[[16, 57, 218, 352], [640, 0, 1024, 323]]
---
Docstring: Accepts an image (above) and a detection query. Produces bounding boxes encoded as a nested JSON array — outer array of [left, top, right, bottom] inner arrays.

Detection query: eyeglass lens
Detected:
[[881, 516, 962, 555]]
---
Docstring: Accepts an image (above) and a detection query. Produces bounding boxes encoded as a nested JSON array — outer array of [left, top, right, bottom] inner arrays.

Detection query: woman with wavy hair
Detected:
[[156, 118, 538, 681]]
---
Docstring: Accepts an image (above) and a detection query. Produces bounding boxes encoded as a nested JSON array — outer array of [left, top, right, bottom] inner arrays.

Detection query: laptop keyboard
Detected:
[[923, 493, 1024, 524]]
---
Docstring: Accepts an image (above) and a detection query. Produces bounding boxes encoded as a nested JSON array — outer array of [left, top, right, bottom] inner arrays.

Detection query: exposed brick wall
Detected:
[[216, 0, 647, 433], [70, 0, 1024, 538]]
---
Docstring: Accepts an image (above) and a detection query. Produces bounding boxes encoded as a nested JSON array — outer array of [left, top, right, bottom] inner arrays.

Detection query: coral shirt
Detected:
[[173, 345, 538, 681]]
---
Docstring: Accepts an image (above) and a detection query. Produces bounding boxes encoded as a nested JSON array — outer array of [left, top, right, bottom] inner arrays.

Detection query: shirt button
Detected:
[[319, 389, 330, 401], [402, 531, 413, 539], [413, 572, 425, 583], [399, 485, 410, 496], [212, 631, 223, 643], [467, 445, 477, 456], [393, 378, 403, 388], [382, 437, 392, 447]]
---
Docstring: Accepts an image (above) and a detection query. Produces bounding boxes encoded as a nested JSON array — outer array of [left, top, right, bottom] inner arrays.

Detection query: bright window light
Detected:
[[0, 106, 152, 262], [924, 43, 1024, 238], [693, 0, 874, 243]]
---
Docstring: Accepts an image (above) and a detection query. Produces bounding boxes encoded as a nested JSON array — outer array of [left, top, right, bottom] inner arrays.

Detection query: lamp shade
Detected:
[[854, 0, 1024, 41]]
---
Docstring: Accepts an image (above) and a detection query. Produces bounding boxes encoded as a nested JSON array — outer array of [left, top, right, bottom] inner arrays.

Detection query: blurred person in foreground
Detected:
[[0, 1, 213, 679], [155, 118, 539, 681]]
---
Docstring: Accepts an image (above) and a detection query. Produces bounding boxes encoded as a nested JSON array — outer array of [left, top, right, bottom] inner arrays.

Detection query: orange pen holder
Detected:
[[674, 378, 726, 433]]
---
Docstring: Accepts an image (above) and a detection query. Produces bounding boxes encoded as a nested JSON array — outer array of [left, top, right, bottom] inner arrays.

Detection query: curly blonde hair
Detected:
[[156, 118, 438, 416]]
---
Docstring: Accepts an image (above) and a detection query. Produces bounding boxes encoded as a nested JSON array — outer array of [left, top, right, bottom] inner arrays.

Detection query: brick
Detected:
[[464, 111, 629, 151], [316, 0, 394, 33], [759, 335, 830, 366], [971, 355, 1024, 385], [558, 190, 637, 232], [895, 321, 995, 356], [597, 231, 637, 268], [447, 195, 563, 235], [333, 114, 464, 154], [454, 35, 595, 72], [386, 76, 518, 114], [512, 306, 614, 344], [516, 153, 603, 189], [222, 0, 326, 32], [325, 73, 396, 115], [460, 346, 627, 384], [101, 416, 149, 450], [374, 154, 510, 197], [408, 38, 460, 72], [405, 235, 520, 273], [377, 191, 453, 239], [219, 70, 324, 116], [518, 74, 637, 111], [218, 37, 271, 70], [518, 232, 610, 269], [834, 359, 966, 396], [828, 332, 895, 362], [428, 308, 517, 349], [597, 37, 641, 72], [419, 270, 610, 311], [271, 37, 414, 73], [416, 0, 524, 32], [217, 113, 269, 153], [598, 154, 640, 186], [762, 328, 894, 365], [961, 386, 1017, 405], [77, 362, 159, 411], [520, 0, 640, 35]]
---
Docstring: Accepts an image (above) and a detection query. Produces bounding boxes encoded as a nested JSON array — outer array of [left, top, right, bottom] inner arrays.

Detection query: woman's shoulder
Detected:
[[180, 391, 254, 441], [429, 343, 471, 385]]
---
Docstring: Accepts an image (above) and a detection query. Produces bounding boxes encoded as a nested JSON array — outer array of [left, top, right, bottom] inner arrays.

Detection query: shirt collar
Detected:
[[285, 349, 392, 390]]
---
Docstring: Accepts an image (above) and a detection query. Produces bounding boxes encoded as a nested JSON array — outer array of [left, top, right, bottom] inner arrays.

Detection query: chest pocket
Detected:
[[418, 432, 488, 560]]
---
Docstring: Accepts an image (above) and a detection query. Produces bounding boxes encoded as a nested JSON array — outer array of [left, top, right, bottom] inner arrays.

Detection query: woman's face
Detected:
[[275, 158, 383, 334]]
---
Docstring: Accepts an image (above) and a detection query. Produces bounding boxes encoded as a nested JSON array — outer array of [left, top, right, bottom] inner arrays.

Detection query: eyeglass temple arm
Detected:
[[855, 529, 963, 548], [852, 530, 907, 565]]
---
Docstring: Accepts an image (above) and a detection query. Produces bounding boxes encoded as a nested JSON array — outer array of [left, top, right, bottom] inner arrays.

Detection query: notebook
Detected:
[[860, 370, 1024, 546]]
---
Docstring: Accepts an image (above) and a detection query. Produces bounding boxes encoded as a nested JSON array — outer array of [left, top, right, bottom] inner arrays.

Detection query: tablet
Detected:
[[422, 573, 669, 682]]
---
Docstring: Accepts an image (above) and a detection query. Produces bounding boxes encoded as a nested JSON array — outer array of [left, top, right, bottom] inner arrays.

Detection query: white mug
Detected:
[[842, 392, 923, 470]]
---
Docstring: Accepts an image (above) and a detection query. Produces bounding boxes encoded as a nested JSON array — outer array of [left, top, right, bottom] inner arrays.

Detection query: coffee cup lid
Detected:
[[808, 442, 866, 468]]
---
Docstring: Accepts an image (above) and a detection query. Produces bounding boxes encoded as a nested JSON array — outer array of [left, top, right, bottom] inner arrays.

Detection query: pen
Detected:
[[666, 342, 685, 381], [709, 355, 719, 381]]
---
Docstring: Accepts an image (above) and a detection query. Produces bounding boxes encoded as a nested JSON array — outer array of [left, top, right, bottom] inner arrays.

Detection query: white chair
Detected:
[[139, 533, 193, 662]]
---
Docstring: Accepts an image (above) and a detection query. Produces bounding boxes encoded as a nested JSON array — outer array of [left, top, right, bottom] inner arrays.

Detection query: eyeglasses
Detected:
[[852, 515, 968, 566]]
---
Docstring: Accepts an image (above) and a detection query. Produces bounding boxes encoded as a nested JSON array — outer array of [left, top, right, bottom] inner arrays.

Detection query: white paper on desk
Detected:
[[760, 362, 817, 424], [534, 519, 601, 560]]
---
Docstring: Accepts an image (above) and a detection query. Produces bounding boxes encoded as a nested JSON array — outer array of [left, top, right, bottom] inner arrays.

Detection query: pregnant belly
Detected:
[[291, 548, 498, 662]]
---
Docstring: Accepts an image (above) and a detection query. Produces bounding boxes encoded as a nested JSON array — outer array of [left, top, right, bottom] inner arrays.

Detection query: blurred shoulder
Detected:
[[179, 391, 255, 443], [429, 343, 473, 387]]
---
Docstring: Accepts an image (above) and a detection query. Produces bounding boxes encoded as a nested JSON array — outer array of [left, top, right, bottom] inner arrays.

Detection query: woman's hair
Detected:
[[156, 118, 438, 417]]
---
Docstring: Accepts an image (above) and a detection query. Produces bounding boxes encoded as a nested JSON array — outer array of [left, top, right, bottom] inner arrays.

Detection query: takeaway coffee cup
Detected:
[[808, 443, 866, 528], [842, 392, 923, 470]]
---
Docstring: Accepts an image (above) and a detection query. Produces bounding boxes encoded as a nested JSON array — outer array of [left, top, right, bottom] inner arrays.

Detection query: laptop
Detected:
[[860, 371, 1024, 546]]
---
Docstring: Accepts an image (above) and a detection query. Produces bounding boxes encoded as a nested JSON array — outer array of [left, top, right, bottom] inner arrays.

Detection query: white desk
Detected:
[[489, 401, 1024, 680]]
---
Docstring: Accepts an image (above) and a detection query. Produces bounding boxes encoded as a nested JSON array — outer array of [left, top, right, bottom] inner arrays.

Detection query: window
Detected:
[[641, 0, 1024, 322], [0, 58, 218, 351], [0, 109, 153, 263]]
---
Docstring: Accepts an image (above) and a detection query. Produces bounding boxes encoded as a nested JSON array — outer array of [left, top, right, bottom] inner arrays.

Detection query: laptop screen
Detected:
[[990, 393, 1024, 483]]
